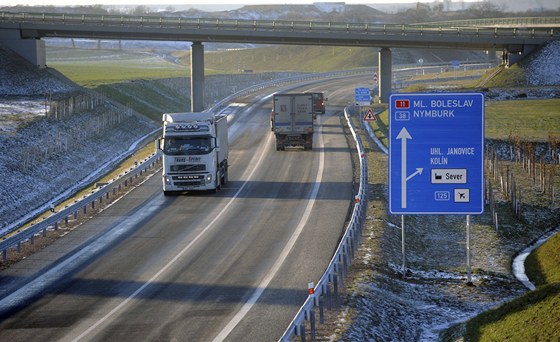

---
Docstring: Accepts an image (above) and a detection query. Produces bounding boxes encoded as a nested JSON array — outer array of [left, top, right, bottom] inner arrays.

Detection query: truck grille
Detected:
[[170, 164, 206, 172], [173, 174, 205, 186]]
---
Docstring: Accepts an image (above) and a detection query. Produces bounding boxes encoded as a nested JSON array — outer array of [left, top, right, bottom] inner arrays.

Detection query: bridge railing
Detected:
[[1, 11, 558, 39], [416, 16, 560, 28]]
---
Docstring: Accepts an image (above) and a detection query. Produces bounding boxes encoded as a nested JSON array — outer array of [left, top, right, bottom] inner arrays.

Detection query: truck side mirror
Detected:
[[155, 138, 162, 151]]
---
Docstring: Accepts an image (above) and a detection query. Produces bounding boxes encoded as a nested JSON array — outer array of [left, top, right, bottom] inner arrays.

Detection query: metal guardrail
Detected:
[[279, 106, 367, 342], [1, 11, 558, 39], [0, 152, 161, 263]]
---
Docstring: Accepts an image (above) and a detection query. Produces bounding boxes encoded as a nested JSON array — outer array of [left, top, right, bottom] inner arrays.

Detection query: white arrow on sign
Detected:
[[396, 127, 422, 208], [406, 168, 424, 181]]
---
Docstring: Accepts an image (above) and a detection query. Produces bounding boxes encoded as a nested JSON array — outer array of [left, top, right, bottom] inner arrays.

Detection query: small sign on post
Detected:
[[363, 108, 377, 121], [355, 87, 372, 106]]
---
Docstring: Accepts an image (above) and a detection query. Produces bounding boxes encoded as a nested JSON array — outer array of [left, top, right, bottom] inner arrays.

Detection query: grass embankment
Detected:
[[462, 233, 560, 341], [96, 80, 189, 122], [20, 143, 158, 234]]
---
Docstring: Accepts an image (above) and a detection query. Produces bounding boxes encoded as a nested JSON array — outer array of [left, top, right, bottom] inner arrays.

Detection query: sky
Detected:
[[1, 0, 476, 8]]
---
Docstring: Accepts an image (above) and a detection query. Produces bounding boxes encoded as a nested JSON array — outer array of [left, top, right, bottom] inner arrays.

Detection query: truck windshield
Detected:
[[163, 136, 212, 155]]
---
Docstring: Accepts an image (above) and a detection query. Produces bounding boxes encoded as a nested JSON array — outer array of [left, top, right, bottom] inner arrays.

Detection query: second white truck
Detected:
[[157, 112, 228, 195]]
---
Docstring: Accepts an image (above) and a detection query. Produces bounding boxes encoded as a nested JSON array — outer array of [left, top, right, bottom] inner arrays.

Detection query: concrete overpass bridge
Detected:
[[1, 11, 559, 108]]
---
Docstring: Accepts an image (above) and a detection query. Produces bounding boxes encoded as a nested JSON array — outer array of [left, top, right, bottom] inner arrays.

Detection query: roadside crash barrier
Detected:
[[0, 153, 162, 265], [279, 106, 368, 342]]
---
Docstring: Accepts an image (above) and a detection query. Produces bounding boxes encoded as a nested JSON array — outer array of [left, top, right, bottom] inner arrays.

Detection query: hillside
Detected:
[[481, 41, 560, 87], [177, 45, 488, 73], [0, 43, 158, 232]]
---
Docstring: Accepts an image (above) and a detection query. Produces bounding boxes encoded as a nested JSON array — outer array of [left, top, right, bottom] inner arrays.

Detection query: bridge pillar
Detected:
[[190, 41, 205, 112], [0, 28, 46, 68], [378, 47, 392, 103]]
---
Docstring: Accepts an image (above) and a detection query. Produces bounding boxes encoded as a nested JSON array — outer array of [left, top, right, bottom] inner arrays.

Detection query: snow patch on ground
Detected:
[[526, 40, 560, 86], [0, 44, 158, 230]]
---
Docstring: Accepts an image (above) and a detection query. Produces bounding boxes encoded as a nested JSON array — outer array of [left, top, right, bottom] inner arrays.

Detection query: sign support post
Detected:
[[401, 215, 406, 277], [466, 215, 472, 285]]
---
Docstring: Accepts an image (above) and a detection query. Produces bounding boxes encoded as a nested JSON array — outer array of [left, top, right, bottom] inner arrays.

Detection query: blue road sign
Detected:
[[389, 93, 484, 214], [355, 87, 371, 102]]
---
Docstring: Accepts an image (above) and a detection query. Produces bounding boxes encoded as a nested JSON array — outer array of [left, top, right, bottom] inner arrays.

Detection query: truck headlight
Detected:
[[206, 174, 212, 184], [164, 175, 171, 184]]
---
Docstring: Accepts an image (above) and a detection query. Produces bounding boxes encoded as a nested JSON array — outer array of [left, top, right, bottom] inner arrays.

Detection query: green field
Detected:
[[176, 45, 379, 73], [370, 98, 560, 143], [485, 98, 560, 142], [48, 48, 188, 86], [49, 62, 188, 87]]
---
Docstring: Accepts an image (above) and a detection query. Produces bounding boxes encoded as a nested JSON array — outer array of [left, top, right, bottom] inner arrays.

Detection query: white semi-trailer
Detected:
[[158, 112, 228, 195], [271, 93, 315, 150]]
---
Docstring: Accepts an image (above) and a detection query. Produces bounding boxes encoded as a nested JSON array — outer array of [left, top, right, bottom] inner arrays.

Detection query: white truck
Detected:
[[271, 93, 315, 151], [157, 112, 228, 195]]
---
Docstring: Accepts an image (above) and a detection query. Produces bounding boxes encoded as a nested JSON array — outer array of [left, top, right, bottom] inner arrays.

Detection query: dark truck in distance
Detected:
[[310, 92, 326, 114]]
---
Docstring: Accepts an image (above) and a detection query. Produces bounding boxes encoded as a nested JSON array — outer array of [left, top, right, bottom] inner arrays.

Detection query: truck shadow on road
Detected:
[[180, 180, 354, 201]]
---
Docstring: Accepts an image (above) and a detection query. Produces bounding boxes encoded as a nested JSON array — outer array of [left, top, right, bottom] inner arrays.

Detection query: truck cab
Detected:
[[158, 112, 228, 195]]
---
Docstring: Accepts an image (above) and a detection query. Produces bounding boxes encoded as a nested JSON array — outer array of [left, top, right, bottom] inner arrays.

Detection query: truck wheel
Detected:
[[221, 167, 228, 185]]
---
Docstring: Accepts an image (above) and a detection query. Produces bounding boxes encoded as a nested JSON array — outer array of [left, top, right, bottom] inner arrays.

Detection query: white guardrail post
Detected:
[[279, 106, 367, 341]]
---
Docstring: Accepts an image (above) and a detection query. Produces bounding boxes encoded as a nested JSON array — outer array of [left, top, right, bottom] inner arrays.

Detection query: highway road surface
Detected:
[[0, 77, 364, 341]]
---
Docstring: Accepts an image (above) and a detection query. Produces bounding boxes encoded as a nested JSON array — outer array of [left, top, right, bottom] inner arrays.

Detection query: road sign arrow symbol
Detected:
[[397, 127, 412, 208], [396, 127, 412, 141], [406, 168, 423, 181]]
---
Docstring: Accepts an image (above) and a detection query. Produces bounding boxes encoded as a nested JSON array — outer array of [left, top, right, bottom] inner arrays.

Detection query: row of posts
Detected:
[[1, 157, 160, 265], [294, 204, 365, 342], [290, 110, 368, 342]]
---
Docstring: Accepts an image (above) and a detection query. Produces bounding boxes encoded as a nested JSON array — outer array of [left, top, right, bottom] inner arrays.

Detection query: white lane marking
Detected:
[[0, 172, 162, 315], [212, 122, 325, 342], [72, 133, 273, 341]]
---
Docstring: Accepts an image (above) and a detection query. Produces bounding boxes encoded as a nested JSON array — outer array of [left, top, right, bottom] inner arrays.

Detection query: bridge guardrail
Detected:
[[417, 16, 560, 28], [279, 106, 367, 342], [1, 12, 558, 39]]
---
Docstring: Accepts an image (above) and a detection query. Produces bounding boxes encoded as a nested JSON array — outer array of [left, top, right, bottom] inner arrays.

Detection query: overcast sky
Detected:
[[2, 0, 479, 8]]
